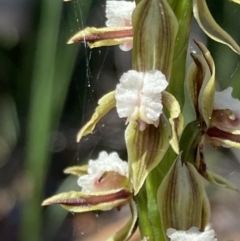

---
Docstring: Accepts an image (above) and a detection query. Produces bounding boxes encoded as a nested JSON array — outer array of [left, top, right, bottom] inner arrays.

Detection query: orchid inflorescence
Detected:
[[42, 0, 240, 240]]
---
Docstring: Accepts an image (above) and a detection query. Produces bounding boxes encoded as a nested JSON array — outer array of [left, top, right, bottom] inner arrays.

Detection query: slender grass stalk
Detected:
[[20, 0, 94, 239], [20, 1, 63, 240]]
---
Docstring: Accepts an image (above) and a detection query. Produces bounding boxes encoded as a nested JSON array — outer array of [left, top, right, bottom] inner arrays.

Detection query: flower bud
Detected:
[[132, 0, 178, 78], [158, 154, 210, 238]]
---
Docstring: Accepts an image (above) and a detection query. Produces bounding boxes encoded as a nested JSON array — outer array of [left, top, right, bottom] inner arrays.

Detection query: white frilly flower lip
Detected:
[[106, 0, 135, 51], [106, 1, 135, 27], [116, 70, 168, 131], [78, 151, 128, 193], [214, 87, 240, 114], [166, 227, 217, 241]]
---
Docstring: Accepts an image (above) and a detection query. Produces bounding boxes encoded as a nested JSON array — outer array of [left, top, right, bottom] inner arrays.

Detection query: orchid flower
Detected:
[[42, 151, 137, 240], [187, 40, 240, 150], [67, 0, 134, 50], [184, 40, 240, 191], [66, 0, 240, 55], [42, 151, 131, 211]]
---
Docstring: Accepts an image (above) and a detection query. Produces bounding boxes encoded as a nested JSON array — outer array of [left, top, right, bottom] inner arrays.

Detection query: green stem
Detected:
[[136, 149, 177, 241], [135, 187, 155, 240], [168, 0, 193, 109]]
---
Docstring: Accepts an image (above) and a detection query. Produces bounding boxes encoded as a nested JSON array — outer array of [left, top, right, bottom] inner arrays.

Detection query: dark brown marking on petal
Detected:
[[71, 28, 133, 43], [54, 189, 131, 206], [207, 127, 240, 143]]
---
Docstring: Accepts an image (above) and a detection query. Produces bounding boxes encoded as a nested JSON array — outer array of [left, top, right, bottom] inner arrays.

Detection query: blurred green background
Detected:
[[0, 0, 240, 241]]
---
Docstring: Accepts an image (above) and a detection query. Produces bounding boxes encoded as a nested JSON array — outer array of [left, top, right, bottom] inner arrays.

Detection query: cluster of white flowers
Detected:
[[78, 151, 128, 192], [167, 227, 217, 241], [115, 70, 168, 131]]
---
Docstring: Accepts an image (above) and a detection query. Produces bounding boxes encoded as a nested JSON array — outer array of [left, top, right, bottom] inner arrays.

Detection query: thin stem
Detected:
[[20, 1, 63, 240]]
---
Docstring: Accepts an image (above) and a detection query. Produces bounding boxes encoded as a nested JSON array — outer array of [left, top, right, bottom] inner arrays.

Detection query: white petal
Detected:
[[116, 70, 143, 119], [166, 227, 217, 241], [78, 151, 128, 192], [119, 42, 133, 51], [116, 70, 168, 129], [106, 1, 135, 27], [214, 87, 240, 112]]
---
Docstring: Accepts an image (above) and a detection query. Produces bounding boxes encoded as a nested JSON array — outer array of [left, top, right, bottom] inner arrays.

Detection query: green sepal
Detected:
[[132, 0, 178, 79], [203, 170, 239, 192], [77, 91, 116, 142], [180, 120, 204, 165], [162, 91, 183, 154], [63, 165, 88, 176], [187, 51, 209, 119], [193, 0, 240, 54], [229, 0, 240, 3], [158, 154, 210, 236], [42, 188, 131, 213], [67, 27, 133, 49], [125, 115, 171, 195], [191, 41, 215, 127]]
